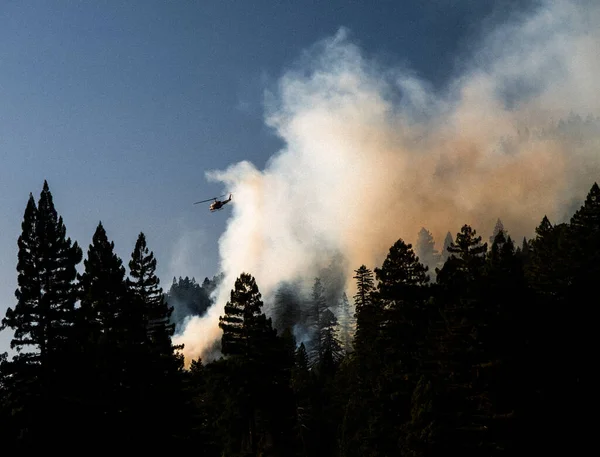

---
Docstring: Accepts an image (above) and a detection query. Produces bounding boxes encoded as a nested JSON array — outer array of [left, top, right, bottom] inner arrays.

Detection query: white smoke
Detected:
[[173, 0, 600, 364]]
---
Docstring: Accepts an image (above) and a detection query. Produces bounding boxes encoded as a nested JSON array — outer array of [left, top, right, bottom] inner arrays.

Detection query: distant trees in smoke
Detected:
[[416, 227, 440, 278], [415, 218, 509, 282], [271, 274, 355, 365], [1, 177, 597, 455], [165, 274, 223, 333]]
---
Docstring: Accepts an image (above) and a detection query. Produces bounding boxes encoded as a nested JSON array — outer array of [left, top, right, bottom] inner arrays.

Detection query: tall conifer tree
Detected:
[[439, 231, 454, 266], [416, 227, 440, 278], [78, 222, 130, 341], [77, 222, 134, 446], [308, 277, 327, 363], [337, 292, 354, 353], [219, 273, 275, 359], [429, 225, 491, 454], [127, 231, 185, 447], [374, 239, 430, 453], [352, 265, 379, 358], [0, 182, 82, 447], [489, 218, 507, 245], [128, 232, 179, 356], [218, 273, 280, 456]]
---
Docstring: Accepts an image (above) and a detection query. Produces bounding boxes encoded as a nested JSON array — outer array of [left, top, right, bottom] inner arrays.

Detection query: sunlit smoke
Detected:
[[174, 0, 600, 364]]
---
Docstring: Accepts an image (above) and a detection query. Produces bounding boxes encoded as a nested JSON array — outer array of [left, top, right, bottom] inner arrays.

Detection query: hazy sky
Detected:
[[0, 0, 554, 353]]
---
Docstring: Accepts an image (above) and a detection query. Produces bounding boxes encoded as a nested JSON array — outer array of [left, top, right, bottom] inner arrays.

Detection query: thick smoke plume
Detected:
[[174, 0, 600, 364]]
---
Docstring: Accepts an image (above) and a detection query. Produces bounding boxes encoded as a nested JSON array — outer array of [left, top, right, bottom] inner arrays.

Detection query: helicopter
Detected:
[[194, 193, 233, 212]]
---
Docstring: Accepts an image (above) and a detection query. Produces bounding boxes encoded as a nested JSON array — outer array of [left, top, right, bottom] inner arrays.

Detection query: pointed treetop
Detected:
[[83, 222, 124, 277], [24, 193, 36, 212], [535, 215, 553, 238], [447, 224, 487, 259], [583, 182, 600, 204], [441, 231, 454, 256], [490, 218, 506, 244], [418, 227, 431, 237], [492, 229, 507, 247], [92, 222, 107, 242], [489, 229, 508, 263], [37, 179, 58, 227], [521, 237, 531, 256], [570, 182, 600, 231], [295, 342, 309, 371], [129, 231, 160, 290], [375, 238, 429, 292]]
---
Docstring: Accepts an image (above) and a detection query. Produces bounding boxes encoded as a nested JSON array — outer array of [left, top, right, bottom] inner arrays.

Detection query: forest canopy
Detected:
[[1, 179, 597, 455]]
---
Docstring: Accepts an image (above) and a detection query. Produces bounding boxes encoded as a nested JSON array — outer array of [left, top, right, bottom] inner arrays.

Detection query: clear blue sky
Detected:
[[0, 0, 532, 351]]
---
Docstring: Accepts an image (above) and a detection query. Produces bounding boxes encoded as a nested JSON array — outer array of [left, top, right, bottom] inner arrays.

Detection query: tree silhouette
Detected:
[[0, 181, 82, 447]]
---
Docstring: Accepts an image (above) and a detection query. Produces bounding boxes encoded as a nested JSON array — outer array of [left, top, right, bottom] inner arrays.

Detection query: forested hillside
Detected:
[[1, 179, 596, 455], [166, 274, 223, 333]]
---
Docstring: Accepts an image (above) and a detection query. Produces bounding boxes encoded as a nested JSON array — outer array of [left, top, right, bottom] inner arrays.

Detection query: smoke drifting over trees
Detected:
[[175, 0, 600, 363], [3, 178, 597, 453], [165, 274, 223, 333]]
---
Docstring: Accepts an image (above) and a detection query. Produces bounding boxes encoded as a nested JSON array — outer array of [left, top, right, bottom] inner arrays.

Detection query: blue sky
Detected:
[[0, 0, 540, 352]]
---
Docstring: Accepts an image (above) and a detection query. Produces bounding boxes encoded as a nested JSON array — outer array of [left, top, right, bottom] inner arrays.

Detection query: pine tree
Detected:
[[307, 277, 328, 364], [374, 239, 430, 454], [2, 195, 40, 363], [416, 227, 440, 278], [219, 272, 275, 360], [79, 222, 131, 340], [567, 183, 600, 288], [2, 184, 82, 364], [428, 225, 492, 454], [437, 224, 487, 287], [218, 273, 281, 456], [352, 265, 379, 357], [439, 231, 454, 266], [0, 182, 82, 447], [482, 230, 526, 454], [290, 342, 313, 456], [375, 238, 430, 304], [337, 292, 354, 353], [489, 218, 507, 245], [374, 238, 429, 386], [519, 236, 531, 264], [526, 216, 570, 299], [77, 222, 134, 445], [559, 183, 600, 453], [570, 182, 600, 230], [127, 232, 185, 445], [318, 308, 343, 374], [447, 224, 487, 263], [349, 262, 384, 454], [128, 232, 179, 356]]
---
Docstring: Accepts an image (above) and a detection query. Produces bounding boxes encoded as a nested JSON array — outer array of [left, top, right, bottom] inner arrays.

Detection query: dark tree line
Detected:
[[166, 274, 223, 333], [1, 180, 597, 455], [0, 182, 184, 452]]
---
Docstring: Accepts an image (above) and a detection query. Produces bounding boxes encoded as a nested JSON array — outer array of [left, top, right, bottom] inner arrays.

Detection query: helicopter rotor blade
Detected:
[[193, 193, 228, 205]]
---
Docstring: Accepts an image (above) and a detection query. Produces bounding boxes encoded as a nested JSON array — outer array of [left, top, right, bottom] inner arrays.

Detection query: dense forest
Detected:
[[166, 274, 223, 333], [1, 179, 596, 455]]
